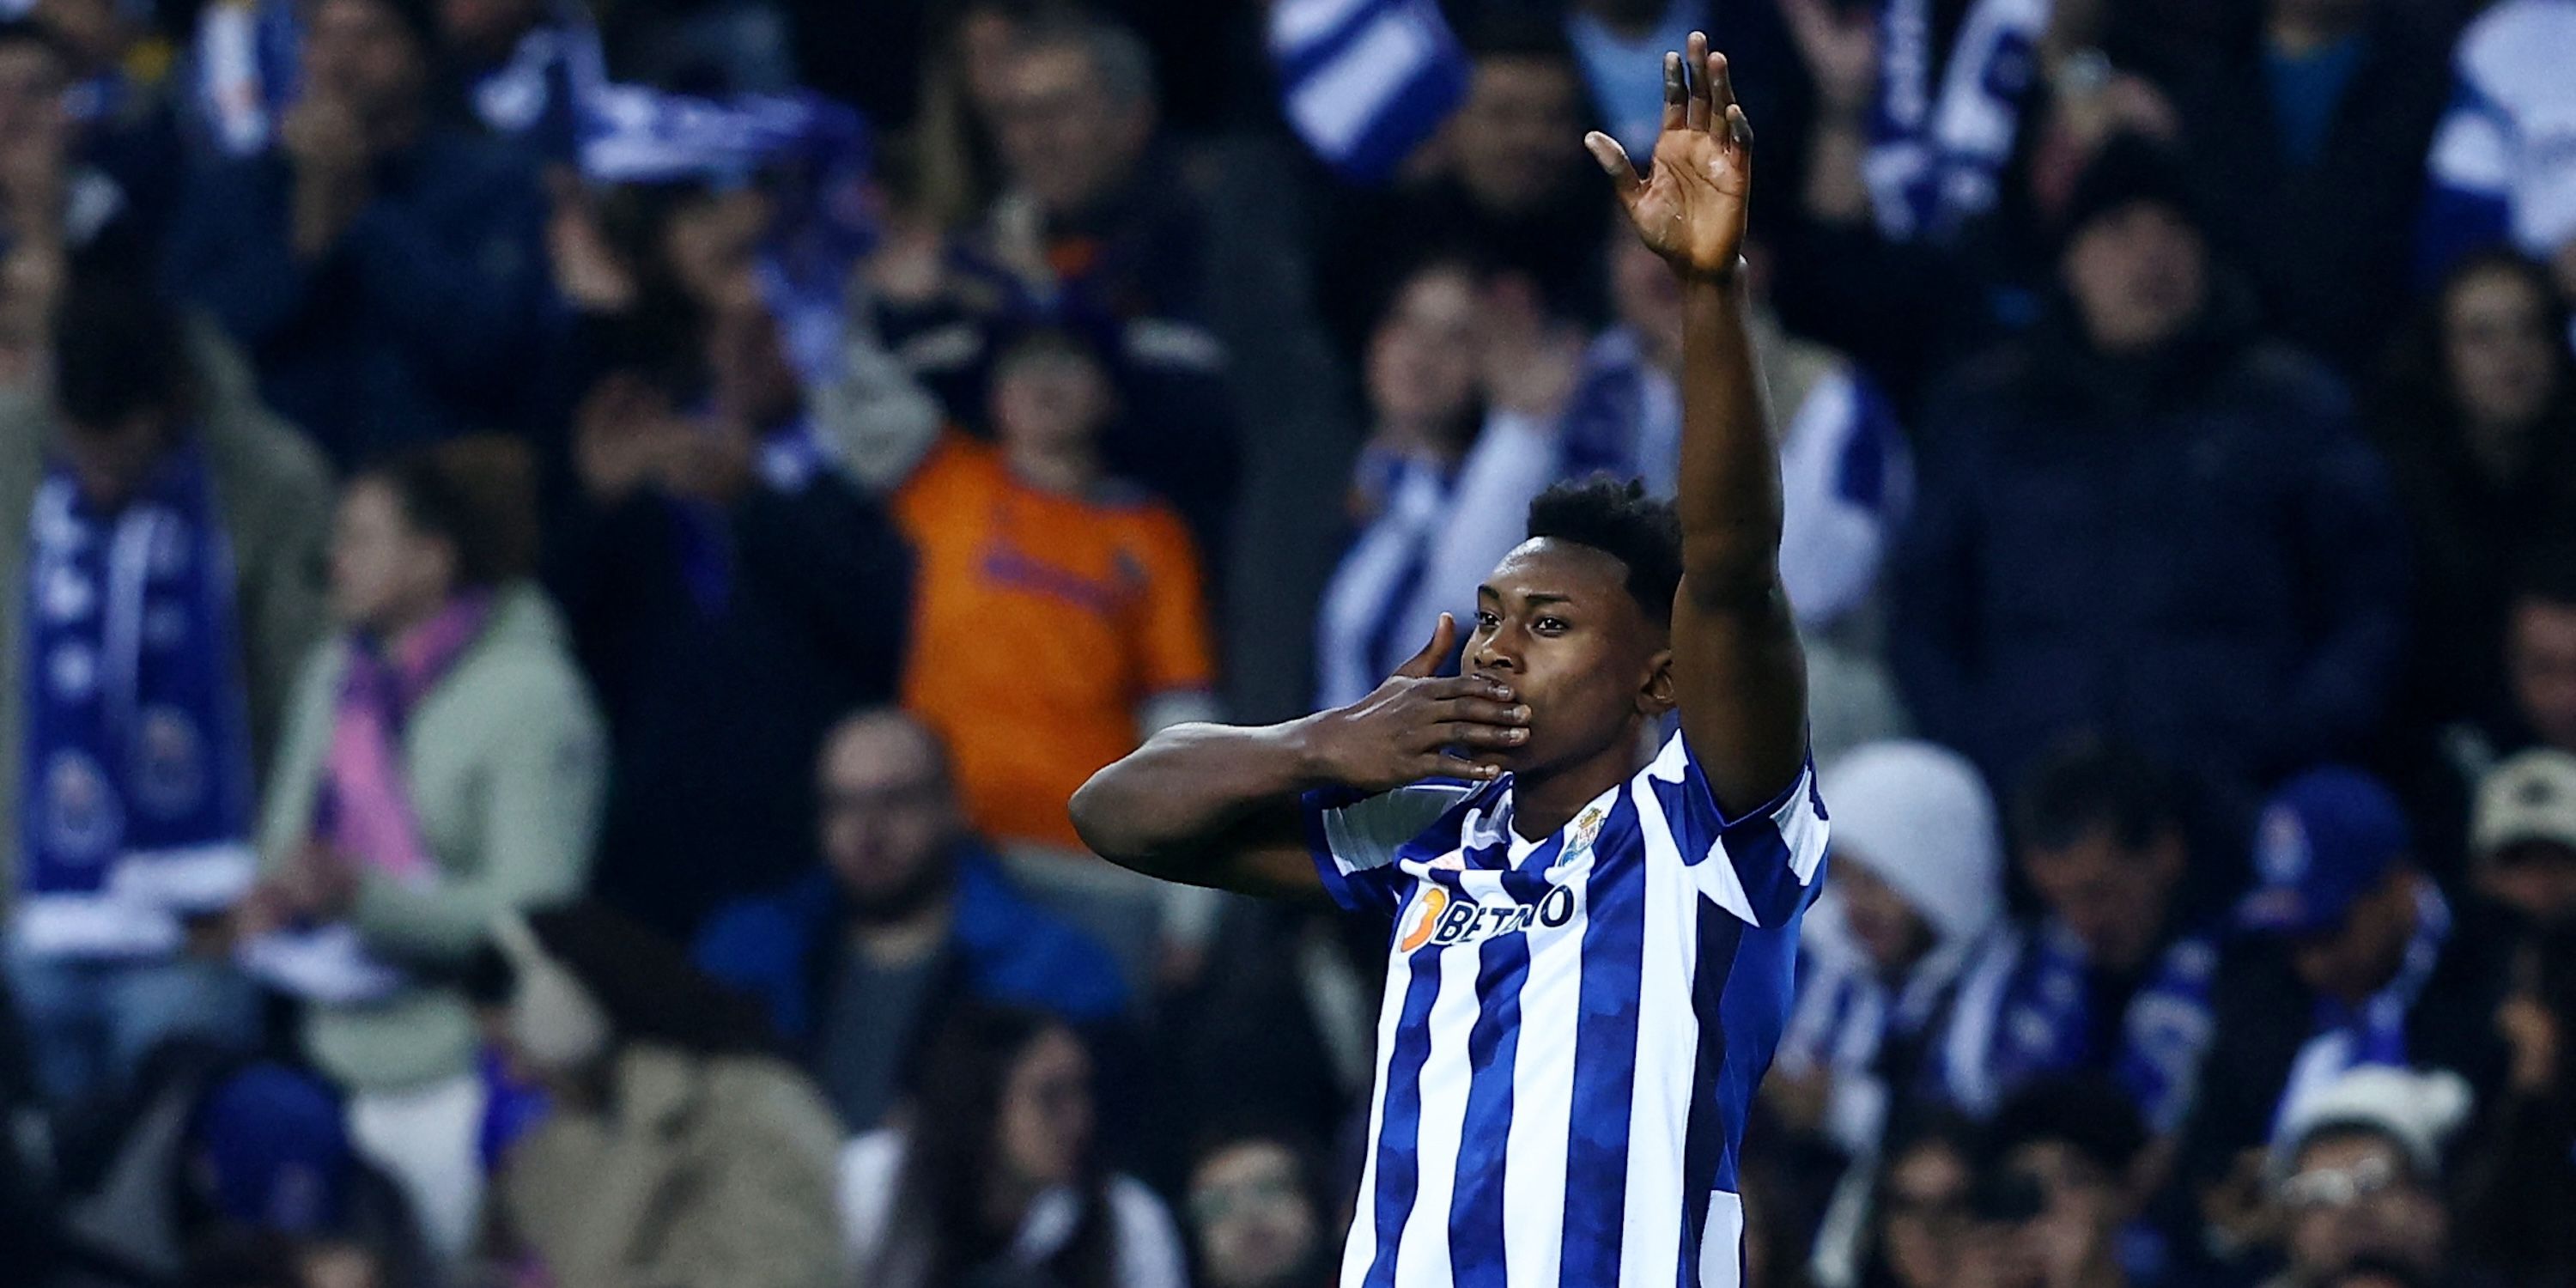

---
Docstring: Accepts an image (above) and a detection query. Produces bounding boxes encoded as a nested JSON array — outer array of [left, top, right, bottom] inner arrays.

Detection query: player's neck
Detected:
[[1509, 734, 1653, 840]]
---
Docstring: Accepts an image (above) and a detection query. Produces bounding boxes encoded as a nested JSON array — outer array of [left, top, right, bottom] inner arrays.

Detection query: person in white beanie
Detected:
[[2264, 1066, 2474, 1288], [1768, 739, 2014, 1286]]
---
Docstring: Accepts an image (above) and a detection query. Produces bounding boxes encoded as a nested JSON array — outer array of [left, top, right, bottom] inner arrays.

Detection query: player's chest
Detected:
[[1384, 807, 1636, 957]]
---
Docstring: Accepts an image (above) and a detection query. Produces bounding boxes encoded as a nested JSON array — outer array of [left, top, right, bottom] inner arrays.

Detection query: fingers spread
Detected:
[[1584, 131, 1643, 204]]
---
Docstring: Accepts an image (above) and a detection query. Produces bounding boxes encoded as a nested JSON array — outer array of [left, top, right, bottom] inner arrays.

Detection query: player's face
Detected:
[[1467, 540, 1672, 778]]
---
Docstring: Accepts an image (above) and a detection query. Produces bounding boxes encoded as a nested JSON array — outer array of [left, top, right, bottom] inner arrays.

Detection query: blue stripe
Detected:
[[1364, 945, 1445, 1288], [1447, 929, 1530, 1284], [1716, 913, 1803, 1191], [1559, 795, 1648, 1284], [1725, 817, 1807, 933], [1679, 899, 1747, 1286]]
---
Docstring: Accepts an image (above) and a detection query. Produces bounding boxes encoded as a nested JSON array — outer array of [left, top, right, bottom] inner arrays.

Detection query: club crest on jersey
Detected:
[[1394, 881, 1578, 952]]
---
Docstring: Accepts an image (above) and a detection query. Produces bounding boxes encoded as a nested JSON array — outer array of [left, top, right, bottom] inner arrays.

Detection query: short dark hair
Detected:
[[2512, 544, 2576, 611], [361, 436, 539, 589], [1984, 1076, 2147, 1179], [53, 271, 194, 432], [1020, 10, 1156, 108], [2010, 738, 2183, 854], [1525, 475, 1683, 629]]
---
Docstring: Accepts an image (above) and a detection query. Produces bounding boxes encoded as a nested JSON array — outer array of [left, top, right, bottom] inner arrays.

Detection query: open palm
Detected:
[[1585, 31, 1753, 280]]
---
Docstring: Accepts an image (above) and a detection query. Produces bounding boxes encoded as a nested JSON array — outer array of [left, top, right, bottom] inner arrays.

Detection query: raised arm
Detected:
[[1585, 33, 1808, 813], [1070, 616, 1527, 897]]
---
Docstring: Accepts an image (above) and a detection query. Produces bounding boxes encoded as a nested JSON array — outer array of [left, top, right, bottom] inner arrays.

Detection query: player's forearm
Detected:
[[1674, 270, 1785, 605], [1069, 718, 1326, 880]]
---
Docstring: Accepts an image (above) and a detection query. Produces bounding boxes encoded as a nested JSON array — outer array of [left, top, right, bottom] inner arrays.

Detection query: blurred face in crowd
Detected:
[[330, 478, 455, 635], [1467, 540, 1670, 784], [1993, 1140, 2127, 1288], [2021, 825, 2186, 973], [987, 37, 1151, 216], [2282, 1131, 2445, 1282], [818, 712, 960, 921], [2289, 872, 2419, 1007], [1189, 1140, 1321, 1288], [58, 409, 173, 510], [1611, 233, 1685, 370], [33, 0, 128, 70], [438, 0, 541, 60], [1877, 1138, 1972, 1288], [302, 0, 426, 130], [1451, 54, 1585, 215], [2063, 200, 2208, 355], [1365, 264, 1480, 445], [1832, 854, 1935, 975], [2480, 840, 2576, 928], [2443, 263, 2561, 443], [993, 340, 1114, 458], [951, 2, 1024, 119], [661, 188, 769, 316], [2509, 596, 2576, 751], [999, 1024, 1094, 1189], [0, 33, 69, 164]]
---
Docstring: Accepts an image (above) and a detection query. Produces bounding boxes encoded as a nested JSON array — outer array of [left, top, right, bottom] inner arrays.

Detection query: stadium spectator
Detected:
[[244, 437, 602, 1260], [2418, 0, 2576, 293], [840, 1004, 1188, 1288], [1850, 1115, 1980, 1288], [1953, 1078, 2149, 1288], [1315, 15, 1609, 352], [545, 183, 916, 936], [1892, 135, 2407, 812], [1772, 741, 2008, 1235], [0, 275, 330, 1103], [2454, 924, 2576, 1288], [2261, 1067, 2474, 1288], [2377, 253, 2576, 750], [2161, 0, 2451, 378], [27, 0, 186, 243], [1183, 1128, 1333, 1288], [1981, 742, 2221, 1143], [0, 20, 145, 386], [167, 0, 552, 468], [469, 904, 841, 1288], [2469, 750, 2576, 933], [695, 708, 1128, 1131], [890, 326, 1218, 984], [2180, 769, 2509, 1250], [2503, 562, 2576, 759]]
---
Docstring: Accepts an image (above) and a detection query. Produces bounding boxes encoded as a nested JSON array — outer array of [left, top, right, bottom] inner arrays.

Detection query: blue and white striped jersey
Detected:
[[1303, 729, 1829, 1288]]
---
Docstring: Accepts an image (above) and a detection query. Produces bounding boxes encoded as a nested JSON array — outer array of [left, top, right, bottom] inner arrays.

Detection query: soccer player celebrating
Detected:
[[1072, 33, 1820, 1288]]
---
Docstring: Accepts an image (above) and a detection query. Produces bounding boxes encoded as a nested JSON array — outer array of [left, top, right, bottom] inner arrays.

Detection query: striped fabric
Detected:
[[1304, 731, 1829, 1287], [1271, 0, 1473, 185]]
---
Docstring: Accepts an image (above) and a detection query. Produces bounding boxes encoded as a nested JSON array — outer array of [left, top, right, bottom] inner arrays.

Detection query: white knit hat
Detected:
[[1814, 740, 2005, 951], [2270, 1066, 2476, 1184]]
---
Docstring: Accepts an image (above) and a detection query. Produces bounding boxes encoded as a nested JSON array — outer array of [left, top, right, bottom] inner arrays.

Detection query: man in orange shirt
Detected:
[[892, 328, 1221, 983]]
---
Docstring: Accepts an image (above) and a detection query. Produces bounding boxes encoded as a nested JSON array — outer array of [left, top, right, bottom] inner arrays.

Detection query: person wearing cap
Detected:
[[2469, 748, 2576, 930], [2178, 768, 2510, 1246], [1891, 132, 2407, 815], [166, 0, 551, 470], [2263, 1066, 2474, 1288]]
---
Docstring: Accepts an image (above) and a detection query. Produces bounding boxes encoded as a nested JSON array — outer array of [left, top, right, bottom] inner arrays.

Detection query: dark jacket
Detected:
[[2166, 4, 2454, 380], [1892, 298, 2407, 802], [166, 130, 552, 469], [693, 851, 1130, 1052], [546, 473, 914, 940]]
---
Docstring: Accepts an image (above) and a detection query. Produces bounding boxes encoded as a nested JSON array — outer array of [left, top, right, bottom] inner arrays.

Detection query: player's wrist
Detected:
[[1274, 712, 1351, 790]]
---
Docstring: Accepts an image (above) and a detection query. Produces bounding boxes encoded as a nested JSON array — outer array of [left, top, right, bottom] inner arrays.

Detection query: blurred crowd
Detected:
[[0, 0, 2571, 1285]]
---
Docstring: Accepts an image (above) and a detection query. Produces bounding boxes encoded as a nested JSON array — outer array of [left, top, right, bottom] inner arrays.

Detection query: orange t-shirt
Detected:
[[895, 433, 1216, 848]]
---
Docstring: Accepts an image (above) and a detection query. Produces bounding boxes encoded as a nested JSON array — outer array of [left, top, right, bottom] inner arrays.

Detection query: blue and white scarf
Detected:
[[191, 0, 301, 159], [1862, 0, 2052, 244], [17, 446, 254, 958], [1567, 0, 1710, 159], [1983, 920, 2221, 1134], [1271, 0, 1472, 185], [1558, 328, 1683, 499], [1315, 447, 1460, 709], [2269, 882, 2454, 1143]]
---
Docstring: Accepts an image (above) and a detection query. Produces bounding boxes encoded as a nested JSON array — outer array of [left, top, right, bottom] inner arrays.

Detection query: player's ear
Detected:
[[1639, 647, 1676, 717]]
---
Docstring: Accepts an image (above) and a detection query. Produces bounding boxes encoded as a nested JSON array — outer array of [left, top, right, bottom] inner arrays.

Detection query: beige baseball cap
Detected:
[[2472, 749, 2576, 859]]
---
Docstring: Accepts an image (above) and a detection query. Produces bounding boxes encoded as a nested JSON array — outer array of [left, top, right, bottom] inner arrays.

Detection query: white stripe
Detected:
[[1778, 781, 1828, 885], [112, 842, 256, 910], [1285, 7, 1436, 157], [1270, 0, 1379, 54], [1698, 832, 1763, 927], [1501, 848, 1588, 1288], [15, 894, 182, 957], [1340, 924, 1414, 1287], [1698, 1191, 1746, 1288], [1394, 881, 1488, 1288], [1621, 784, 1700, 1288]]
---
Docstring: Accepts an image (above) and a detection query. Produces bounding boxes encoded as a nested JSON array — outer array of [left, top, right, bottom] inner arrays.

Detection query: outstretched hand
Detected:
[[1296, 614, 1529, 793], [1584, 30, 1753, 281]]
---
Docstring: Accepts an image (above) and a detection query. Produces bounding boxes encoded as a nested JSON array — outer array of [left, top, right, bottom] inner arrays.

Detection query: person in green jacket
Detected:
[[243, 435, 605, 1263]]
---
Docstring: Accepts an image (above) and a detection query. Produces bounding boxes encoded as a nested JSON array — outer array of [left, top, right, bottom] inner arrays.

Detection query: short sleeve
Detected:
[[1297, 781, 1478, 915], [1640, 730, 1828, 928]]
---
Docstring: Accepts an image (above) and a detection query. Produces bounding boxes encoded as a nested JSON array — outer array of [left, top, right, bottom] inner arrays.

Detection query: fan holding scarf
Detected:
[[0, 273, 331, 1105], [247, 435, 605, 1261]]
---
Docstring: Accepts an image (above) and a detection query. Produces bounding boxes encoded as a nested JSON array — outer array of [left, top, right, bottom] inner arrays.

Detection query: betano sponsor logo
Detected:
[[1394, 882, 1578, 952]]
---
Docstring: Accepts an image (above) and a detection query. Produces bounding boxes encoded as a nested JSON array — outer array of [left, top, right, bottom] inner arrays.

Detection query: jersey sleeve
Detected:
[[1297, 781, 1477, 915], [1639, 729, 1828, 928]]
